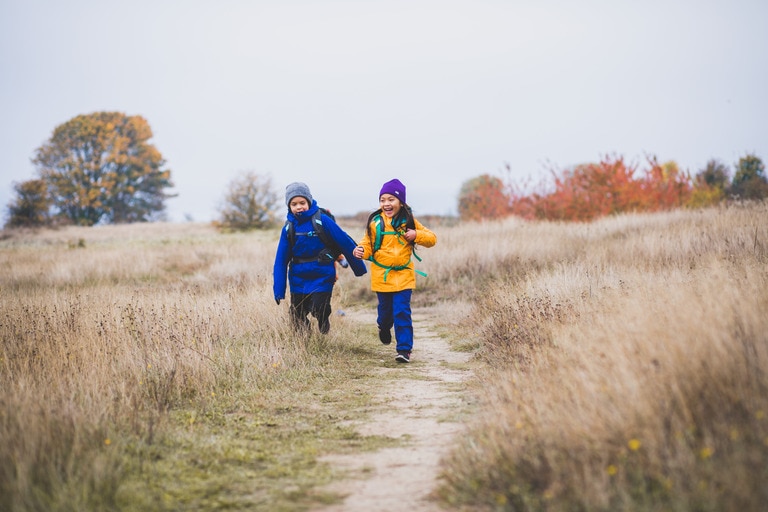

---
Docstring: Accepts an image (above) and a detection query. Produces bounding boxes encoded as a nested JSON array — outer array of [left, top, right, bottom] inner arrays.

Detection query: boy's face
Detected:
[[379, 194, 401, 217], [289, 196, 309, 215]]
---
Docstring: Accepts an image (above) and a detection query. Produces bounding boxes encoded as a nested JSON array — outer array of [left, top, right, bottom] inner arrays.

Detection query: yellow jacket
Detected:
[[357, 214, 437, 292]]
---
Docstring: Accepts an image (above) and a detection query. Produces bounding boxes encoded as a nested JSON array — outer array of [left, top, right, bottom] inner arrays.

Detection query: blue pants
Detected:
[[376, 290, 413, 352]]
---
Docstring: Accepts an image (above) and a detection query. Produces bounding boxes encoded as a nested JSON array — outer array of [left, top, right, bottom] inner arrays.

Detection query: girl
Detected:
[[352, 179, 436, 363], [274, 182, 367, 334]]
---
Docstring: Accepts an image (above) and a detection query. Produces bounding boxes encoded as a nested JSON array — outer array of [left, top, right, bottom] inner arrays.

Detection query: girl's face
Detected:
[[379, 194, 402, 218], [289, 196, 309, 215]]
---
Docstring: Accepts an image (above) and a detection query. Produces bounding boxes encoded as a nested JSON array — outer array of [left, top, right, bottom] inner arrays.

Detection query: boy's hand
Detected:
[[404, 229, 416, 242], [352, 246, 364, 259]]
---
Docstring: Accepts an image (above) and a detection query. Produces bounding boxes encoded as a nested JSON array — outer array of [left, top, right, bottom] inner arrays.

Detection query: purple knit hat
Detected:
[[379, 178, 406, 204]]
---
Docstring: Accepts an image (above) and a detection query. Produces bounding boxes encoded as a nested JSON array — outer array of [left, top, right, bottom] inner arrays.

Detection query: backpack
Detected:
[[370, 211, 413, 253], [285, 208, 343, 265], [366, 210, 426, 281]]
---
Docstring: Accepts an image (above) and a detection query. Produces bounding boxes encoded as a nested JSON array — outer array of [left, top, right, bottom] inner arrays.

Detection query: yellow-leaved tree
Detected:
[[32, 112, 175, 225]]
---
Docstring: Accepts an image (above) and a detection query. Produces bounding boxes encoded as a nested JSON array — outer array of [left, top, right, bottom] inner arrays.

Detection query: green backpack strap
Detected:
[[368, 214, 427, 281], [372, 213, 408, 250]]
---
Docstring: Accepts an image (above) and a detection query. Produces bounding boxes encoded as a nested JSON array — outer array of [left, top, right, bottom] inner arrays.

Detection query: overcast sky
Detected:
[[2, 0, 766, 222]]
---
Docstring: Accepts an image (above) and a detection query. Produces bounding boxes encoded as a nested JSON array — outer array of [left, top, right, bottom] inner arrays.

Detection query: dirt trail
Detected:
[[315, 306, 474, 512]]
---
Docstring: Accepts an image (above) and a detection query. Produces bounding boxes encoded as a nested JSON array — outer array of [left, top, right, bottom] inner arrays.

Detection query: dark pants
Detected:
[[290, 291, 332, 334], [376, 289, 413, 352]]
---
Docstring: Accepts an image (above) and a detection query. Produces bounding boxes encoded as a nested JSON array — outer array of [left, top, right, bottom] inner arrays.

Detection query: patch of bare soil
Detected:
[[315, 305, 474, 512]]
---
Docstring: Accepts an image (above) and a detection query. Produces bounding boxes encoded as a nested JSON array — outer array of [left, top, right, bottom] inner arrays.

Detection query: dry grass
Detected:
[[437, 202, 768, 511], [2, 203, 767, 511], [0, 222, 385, 511]]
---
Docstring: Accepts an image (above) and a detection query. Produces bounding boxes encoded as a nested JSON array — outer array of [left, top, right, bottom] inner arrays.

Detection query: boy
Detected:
[[273, 182, 366, 333]]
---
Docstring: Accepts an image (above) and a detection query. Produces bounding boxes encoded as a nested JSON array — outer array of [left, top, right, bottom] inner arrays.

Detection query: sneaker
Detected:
[[395, 351, 411, 363], [378, 327, 392, 345]]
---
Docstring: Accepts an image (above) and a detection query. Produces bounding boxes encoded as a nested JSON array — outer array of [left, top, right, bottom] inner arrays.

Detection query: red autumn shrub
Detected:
[[509, 156, 692, 221]]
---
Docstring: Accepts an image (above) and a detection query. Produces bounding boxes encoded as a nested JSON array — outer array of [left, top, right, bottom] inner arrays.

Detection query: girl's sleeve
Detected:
[[272, 227, 290, 299], [413, 219, 437, 248], [357, 222, 373, 259]]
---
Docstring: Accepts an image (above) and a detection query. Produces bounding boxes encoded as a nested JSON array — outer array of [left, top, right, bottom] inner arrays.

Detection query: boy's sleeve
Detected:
[[273, 227, 290, 299], [323, 219, 368, 277]]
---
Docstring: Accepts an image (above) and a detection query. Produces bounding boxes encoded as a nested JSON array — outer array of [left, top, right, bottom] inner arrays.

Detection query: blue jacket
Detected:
[[273, 201, 367, 300]]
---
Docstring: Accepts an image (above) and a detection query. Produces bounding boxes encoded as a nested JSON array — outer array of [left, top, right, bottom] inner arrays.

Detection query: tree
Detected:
[[5, 179, 51, 228], [641, 158, 692, 211], [730, 154, 768, 200], [217, 171, 280, 230], [457, 174, 510, 221], [697, 159, 730, 189], [689, 159, 729, 208], [32, 112, 174, 226]]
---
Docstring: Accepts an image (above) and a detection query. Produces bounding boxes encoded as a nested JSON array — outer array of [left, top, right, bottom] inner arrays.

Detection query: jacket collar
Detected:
[[287, 200, 319, 224]]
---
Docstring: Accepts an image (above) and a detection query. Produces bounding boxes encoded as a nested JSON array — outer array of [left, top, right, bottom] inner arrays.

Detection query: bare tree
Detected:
[[217, 171, 280, 230]]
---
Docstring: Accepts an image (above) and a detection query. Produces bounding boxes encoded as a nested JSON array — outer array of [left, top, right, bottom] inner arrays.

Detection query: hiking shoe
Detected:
[[378, 328, 392, 345], [395, 351, 411, 363]]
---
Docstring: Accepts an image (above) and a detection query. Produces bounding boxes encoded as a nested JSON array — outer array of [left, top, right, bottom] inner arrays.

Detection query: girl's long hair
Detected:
[[365, 202, 415, 245]]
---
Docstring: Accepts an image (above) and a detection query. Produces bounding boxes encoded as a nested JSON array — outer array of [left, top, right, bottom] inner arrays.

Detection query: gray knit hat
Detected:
[[285, 182, 313, 206]]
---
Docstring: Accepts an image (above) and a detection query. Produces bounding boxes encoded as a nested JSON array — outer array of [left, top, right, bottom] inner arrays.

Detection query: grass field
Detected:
[[437, 202, 768, 511], [1, 203, 767, 511]]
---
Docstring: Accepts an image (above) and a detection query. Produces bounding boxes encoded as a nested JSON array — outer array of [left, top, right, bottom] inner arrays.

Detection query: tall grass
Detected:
[[3, 203, 766, 511], [437, 202, 768, 511], [0, 223, 333, 511]]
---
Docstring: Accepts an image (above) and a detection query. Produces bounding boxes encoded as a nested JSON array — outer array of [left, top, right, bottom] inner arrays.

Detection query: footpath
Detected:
[[315, 306, 474, 512]]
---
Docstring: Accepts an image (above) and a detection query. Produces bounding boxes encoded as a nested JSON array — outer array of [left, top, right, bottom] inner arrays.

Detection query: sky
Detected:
[[1, 0, 767, 222]]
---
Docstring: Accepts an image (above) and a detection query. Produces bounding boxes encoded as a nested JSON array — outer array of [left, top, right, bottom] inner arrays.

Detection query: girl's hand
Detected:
[[404, 229, 416, 242], [352, 246, 364, 259]]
